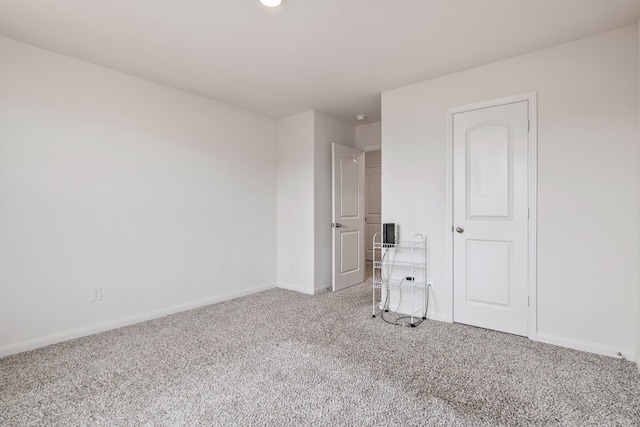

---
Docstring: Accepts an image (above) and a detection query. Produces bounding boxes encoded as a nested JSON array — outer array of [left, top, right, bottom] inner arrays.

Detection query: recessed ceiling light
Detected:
[[356, 114, 366, 121], [260, 0, 282, 7]]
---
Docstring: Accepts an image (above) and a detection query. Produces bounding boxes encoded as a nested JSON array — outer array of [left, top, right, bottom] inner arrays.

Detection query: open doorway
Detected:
[[365, 150, 381, 281]]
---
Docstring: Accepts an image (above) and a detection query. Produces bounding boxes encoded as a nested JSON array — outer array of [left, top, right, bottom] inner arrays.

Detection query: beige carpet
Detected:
[[1, 281, 639, 426]]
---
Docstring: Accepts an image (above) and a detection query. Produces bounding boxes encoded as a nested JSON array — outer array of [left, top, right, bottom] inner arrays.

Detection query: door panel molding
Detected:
[[446, 92, 537, 340]]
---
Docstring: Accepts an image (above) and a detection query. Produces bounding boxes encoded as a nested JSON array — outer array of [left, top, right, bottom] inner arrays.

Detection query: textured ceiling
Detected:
[[1, 0, 639, 124]]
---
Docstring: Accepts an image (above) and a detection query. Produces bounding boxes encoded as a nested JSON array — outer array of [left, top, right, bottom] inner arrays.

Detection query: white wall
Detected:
[[382, 26, 639, 358], [276, 110, 354, 294], [355, 122, 381, 150], [313, 111, 355, 292], [0, 37, 277, 356], [637, 20, 640, 369], [276, 112, 315, 294]]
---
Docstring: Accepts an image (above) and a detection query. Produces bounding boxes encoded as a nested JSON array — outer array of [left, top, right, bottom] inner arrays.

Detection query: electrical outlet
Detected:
[[90, 286, 102, 302], [427, 279, 433, 287]]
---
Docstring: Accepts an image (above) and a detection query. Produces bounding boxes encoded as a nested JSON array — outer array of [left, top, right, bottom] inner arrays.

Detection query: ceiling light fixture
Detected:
[[356, 114, 366, 121], [260, 0, 282, 7]]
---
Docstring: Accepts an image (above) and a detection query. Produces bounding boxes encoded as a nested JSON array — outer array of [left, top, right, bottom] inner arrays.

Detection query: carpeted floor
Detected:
[[1, 280, 640, 426]]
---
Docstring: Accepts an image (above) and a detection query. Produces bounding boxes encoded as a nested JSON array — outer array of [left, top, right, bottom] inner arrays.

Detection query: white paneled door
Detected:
[[453, 101, 529, 336], [332, 143, 365, 292]]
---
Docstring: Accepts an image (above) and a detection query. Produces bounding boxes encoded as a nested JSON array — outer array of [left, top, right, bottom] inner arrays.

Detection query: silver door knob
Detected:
[[331, 223, 343, 228], [455, 226, 464, 233]]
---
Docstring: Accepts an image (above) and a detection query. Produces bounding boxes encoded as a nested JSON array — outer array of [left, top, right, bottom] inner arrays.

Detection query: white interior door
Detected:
[[365, 152, 381, 261], [332, 143, 365, 292], [453, 101, 529, 336]]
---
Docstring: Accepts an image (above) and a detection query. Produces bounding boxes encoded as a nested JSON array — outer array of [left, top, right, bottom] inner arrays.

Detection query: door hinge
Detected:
[[528, 120, 530, 132]]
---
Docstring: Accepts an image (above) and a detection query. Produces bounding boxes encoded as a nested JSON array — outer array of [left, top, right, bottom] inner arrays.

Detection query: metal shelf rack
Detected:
[[372, 233, 429, 327]]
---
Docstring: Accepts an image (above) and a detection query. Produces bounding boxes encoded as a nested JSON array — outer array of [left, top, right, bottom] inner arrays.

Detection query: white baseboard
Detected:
[[426, 312, 452, 323], [534, 331, 635, 361], [421, 317, 636, 365], [276, 282, 314, 295], [0, 282, 276, 359], [314, 285, 330, 295]]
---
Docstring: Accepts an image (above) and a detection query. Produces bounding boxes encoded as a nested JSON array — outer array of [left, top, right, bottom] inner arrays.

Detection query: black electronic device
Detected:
[[383, 223, 395, 246]]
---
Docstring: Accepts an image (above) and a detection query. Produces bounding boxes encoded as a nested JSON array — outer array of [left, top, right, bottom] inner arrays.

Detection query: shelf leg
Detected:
[[372, 283, 376, 317]]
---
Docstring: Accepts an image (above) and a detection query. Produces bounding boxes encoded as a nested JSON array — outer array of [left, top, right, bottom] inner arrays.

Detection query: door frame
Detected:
[[445, 92, 538, 340], [364, 151, 382, 262]]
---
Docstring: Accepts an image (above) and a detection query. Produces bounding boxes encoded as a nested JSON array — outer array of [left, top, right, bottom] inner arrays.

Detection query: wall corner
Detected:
[[636, 19, 640, 372]]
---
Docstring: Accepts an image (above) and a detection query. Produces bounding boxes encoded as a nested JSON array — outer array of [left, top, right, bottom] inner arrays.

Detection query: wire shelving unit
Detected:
[[372, 233, 429, 327]]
